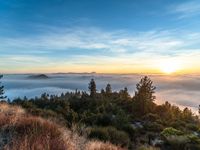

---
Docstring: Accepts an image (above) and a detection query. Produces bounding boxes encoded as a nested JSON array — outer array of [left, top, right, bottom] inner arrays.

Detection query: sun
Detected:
[[159, 61, 181, 74]]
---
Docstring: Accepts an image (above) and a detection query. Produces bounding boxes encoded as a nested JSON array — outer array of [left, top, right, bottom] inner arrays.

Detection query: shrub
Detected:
[[161, 127, 183, 137], [0, 104, 75, 150], [144, 122, 164, 132], [143, 113, 159, 122], [0, 103, 125, 150], [170, 120, 186, 130], [186, 123, 199, 131], [96, 113, 112, 126], [88, 126, 130, 147], [89, 127, 110, 141], [137, 145, 160, 150], [86, 141, 125, 150], [164, 135, 189, 150], [121, 124, 136, 138], [187, 134, 200, 144]]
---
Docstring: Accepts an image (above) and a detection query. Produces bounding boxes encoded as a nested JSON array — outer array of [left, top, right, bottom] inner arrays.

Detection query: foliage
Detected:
[[0, 103, 124, 150], [137, 146, 160, 150], [133, 76, 156, 116], [143, 113, 159, 122], [161, 127, 184, 137], [161, 128, 200, 149], [88, 78, 96, 97], [185, 123, 199, 131], [187, 134, 200, 144], [0, 75, 6, 101], [88, 126, 130, 147], [164, 135, 189, 150], [144, 122, 164, 132]]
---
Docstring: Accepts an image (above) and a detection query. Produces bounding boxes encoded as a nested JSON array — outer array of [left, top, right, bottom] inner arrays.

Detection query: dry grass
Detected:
[[137, 145, 160, 150], [0, 103, 75, 150], [0, 103, 126, 150], [85, 141, 126, 150]]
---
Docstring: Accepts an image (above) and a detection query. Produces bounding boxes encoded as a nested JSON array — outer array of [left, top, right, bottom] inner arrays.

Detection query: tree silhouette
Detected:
[[88, 79, 96, 97], [105, 84, 112, 94], [0, 75, 6, 101], [182, 107, 192, 121], [199, 105, 200, 116], [133, 76, 156, 116], [119, 87, 130, 100]]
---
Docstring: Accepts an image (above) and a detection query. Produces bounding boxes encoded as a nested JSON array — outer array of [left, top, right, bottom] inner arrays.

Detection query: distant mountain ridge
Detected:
[[27, 74, 49, 79]]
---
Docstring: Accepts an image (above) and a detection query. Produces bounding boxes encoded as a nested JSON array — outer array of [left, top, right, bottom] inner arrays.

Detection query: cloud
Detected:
[[1, 26, 200, 73], [170, 0, 200, 18], [6, 87, 73, 100], [0, 27, 194, 54], [2, 74, 200, 113], [156, 89, 200, 113]]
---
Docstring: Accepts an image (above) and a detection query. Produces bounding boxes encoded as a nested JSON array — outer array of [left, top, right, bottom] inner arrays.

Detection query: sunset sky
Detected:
[[1, 0, 200, 74]]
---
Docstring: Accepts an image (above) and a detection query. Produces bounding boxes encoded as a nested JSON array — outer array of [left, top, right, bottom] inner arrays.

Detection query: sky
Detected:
[[0, 0, 200, 74]]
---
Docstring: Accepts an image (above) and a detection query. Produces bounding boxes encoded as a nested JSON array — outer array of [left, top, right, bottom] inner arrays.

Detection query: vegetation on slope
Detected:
[[0, 103, 124, 150]]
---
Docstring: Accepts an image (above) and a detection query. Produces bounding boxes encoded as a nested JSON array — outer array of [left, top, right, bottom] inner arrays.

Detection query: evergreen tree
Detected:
[[182, 107, 193, 121], [0, 75, 6, 101], [133, 76, 156, 116], [101, 89, 105, 94], [88, 79, 96, 97], [199, 105, 200, 116], [105, 84, 112, 94], [119, 87, 130, 100], [123, 87, 129, 97]]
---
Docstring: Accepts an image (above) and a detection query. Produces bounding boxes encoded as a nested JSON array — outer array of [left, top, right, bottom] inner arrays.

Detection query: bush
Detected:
[[144, 122, 164, 132], [122, 124, 136, 138], [137, 145, 160, 150], [187, 134, 200, 144], [0, 104, 75, 150], [143, 113, 159, 122], [161, 127, 183, 137], [86, 141, 125, 150], [88, 127, 110, 141], [88, 126, 130, 147], [0, 103, 127, 150], [161, 128, 200, 150], [186, 123, 199, 131], [170, 120, 186, 130], [186, 144, 200, 150], [164, 135, 189, 150], [96, 113, 112, 126]]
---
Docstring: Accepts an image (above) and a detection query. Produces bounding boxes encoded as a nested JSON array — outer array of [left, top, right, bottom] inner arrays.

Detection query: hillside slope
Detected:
[[0, 103, 124, 150]]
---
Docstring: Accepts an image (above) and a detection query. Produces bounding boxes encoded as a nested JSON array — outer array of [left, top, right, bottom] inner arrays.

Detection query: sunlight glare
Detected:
[[159, 60, 181, 74]]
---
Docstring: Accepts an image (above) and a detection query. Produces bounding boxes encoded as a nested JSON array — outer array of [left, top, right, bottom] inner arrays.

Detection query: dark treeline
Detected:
[[1, 75, 200, 149], [0, 75, 6, 101]]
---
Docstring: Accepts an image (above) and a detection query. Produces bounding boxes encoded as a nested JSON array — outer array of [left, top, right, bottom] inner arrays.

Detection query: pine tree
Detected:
[[0, 75, 6, 101], [133, 76, 156, 116], [199, 105, 200, 116], [182, 107, 193, 121], [105, 84, 112, 94], [119, 87, 130, 100], [88, 79, 96, 97], [101, 88, 105, 94]]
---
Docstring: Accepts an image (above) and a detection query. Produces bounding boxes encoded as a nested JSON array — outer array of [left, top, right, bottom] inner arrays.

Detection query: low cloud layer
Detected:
[[1, 74, 200, 113]]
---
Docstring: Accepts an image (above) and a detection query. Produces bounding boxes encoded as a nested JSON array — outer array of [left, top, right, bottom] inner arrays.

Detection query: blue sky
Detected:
[[1, 0, 200, 73]]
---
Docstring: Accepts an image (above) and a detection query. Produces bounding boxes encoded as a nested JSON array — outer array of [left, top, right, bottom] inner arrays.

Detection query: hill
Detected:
[[0, 103, 124, 150], [27, 74, 49, 79]]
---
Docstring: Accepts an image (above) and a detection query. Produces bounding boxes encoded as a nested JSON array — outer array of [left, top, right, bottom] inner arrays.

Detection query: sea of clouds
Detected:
[[1, 74, 200, 113]]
